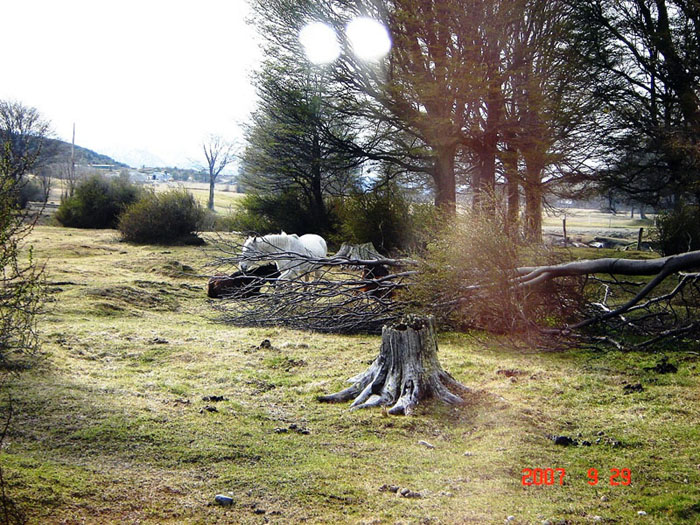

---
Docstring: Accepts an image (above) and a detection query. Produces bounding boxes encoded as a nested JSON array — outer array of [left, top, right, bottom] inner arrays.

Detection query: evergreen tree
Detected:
[[570, 0, 700, 207]]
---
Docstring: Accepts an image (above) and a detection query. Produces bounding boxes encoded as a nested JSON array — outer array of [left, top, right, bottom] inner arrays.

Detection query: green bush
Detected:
[[224, 192, 331, 235], [339, 185, 440, 254], [55, 174, 141, 228], [118, 188, 205, 244], [17, 177, 45, 208], [655, 204, 700, 255]]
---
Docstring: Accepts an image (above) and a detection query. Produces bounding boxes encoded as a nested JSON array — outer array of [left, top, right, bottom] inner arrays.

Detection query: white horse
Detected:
[[240, 232, 328, 281]]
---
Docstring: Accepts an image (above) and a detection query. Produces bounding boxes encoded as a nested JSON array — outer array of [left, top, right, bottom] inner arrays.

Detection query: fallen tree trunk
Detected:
[[318, 315, 469, 415], [512, 250, 700, 330]]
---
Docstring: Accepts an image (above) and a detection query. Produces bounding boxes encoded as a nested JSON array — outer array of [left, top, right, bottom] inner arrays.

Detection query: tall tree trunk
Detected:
[[433, 144, 457, 214], [503, 138, 520, 236], [208, 177, 215, 210], [311, 133, 326, 229], [523, 154, 544, 242], [474, 93, 500, 213], [524, 183, 542, 242]]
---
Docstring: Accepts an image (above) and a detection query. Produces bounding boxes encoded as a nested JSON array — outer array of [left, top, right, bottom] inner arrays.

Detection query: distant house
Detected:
[[150, 171, 172, 182]]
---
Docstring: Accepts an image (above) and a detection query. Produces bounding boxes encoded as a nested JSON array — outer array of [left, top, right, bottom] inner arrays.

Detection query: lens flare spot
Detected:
[[347, 17, 391, 61], [299, 22, 340, 64]]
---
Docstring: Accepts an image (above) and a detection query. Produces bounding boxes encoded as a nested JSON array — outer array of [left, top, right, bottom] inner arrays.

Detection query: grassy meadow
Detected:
[[1, 225, 698, 524], [44, 179, 245, 217]]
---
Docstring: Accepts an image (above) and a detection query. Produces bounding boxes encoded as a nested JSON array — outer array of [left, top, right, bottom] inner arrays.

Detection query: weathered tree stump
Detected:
[[318, 315, 469, 415]]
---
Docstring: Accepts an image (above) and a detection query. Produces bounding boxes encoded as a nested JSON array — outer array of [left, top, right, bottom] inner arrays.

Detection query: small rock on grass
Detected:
[[214, 494, 234, 506], [399, 488, 422, 498], [202, 395, 228, 402], [645, 356, 677, 374], [552, 435, 577, 446], [623, 383, 644, 394], [637, 510, 647, 516], [273, 423, 310, 435], [418, 440, 435, 449]]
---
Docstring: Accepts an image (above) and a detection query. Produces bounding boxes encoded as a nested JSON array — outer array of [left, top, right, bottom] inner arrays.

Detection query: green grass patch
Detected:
[[1, 226, 698, 524]]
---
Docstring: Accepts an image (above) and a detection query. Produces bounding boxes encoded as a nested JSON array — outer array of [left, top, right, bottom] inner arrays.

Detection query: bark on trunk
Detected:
[[208, 177, 215, 210], [310, 132, 327, 229], [473, 92, 500, 213], [503, 142, 520, 236], [318, 315, 469, 415], [523, 151, 544, 242], [433, 145, 457, 214]]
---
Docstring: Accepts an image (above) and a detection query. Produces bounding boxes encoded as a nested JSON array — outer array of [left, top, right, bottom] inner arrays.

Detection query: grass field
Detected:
[[1, 226, 699, 524], [542, 208, 655, 235], [45, 179, 244, 217]]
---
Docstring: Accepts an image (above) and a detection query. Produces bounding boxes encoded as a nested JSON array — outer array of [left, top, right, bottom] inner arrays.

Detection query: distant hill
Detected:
[[39, 137, 130, 168]]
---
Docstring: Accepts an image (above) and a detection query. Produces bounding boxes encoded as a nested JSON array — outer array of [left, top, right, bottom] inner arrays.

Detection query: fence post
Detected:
[[637, 227, 644, 251], [563, 217, 567, 247]]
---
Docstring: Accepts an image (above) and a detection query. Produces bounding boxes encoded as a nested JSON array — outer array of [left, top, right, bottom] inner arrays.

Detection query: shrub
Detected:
[[118, 188, 205, 244], [17, 177, 46, 208], [408, 208, 581, 334], [339, 185, 441, 254], [655, 203, 700, 255], [225, 192, 332, 235], [55, 174, 141, 228]]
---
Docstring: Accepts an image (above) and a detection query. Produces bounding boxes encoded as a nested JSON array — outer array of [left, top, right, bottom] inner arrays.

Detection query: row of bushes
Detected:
[[224, 185, 441, 254], [55, 175, 204, 244], [55, 174, 700, 255], [57, 175, 439, 251]]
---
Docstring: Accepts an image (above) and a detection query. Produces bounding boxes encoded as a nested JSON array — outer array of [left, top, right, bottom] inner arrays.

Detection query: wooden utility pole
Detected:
[[71, 123, 75, 179]]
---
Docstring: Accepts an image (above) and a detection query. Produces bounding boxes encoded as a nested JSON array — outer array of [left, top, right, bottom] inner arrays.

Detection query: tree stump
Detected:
[[318, 315, 469, 415]]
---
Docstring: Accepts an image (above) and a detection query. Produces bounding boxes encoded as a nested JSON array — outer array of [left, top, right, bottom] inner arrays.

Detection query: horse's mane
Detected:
[[254, 233, 300, 253]]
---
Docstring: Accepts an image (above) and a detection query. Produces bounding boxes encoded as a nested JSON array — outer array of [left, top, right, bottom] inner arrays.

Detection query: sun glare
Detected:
[[299, 22, 340, 64], [346, 17, 391, 61]]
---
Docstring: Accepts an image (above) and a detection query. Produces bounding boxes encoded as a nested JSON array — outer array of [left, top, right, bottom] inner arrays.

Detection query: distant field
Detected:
[[150, 181, 244, 215], [45, 178, 244, 216], [543, 207, 654, 233], [1, 226, 697, 524]]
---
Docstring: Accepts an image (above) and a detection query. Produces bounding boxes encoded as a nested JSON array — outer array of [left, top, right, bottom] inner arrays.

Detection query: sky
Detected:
[[0, 0, 262, 169]]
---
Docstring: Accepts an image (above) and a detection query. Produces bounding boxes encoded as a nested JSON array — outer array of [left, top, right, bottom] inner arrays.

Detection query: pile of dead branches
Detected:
[[205, 234, 700, 348], [205, 237, 416, 334]]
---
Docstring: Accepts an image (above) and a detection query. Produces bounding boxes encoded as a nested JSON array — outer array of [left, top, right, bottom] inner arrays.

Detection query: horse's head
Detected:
[[240, 236, 262, 271]]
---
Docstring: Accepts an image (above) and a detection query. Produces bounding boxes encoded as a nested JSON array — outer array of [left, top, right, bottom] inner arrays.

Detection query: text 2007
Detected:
[[521, 468, 566, 486]]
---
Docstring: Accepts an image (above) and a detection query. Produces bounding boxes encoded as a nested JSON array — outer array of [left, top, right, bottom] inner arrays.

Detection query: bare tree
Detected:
[[202, 135, 235, 211], [0, 100, 48, 368]]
